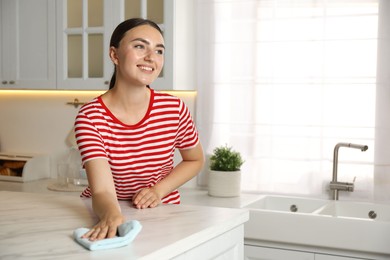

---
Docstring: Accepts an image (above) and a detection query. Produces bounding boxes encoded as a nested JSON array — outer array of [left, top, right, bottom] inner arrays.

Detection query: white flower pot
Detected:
[[208, 170, 241, 197]]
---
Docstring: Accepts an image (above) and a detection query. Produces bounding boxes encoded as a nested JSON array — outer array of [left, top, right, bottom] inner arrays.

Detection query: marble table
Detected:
[[0, 191, 249, 259]]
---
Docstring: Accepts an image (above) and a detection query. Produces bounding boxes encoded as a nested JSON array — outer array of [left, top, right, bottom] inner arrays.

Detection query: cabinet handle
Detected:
[[104, 81, 109, 85], [1, 80, 16, 84]]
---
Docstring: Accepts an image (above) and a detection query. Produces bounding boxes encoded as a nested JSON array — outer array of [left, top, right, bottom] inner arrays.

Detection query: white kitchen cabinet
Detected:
[[173, 225, 245, 260], [0, 0, 56, 89], [0, 0, 191, 91], [56, 0, 176, 90], [315, 255, 367, 260], [244, 245, 369, 260], [244, 245, 314, 260]]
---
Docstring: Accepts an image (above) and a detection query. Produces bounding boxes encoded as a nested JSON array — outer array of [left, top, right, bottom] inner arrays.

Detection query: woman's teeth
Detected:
[[139, 66, 153, 71]]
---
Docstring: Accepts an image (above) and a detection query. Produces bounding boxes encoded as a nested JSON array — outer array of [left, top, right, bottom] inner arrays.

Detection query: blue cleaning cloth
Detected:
[[73, 220, 142, 251]]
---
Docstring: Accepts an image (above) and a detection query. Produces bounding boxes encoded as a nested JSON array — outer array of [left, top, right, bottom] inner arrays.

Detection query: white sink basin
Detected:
[[245, 195, 328, 213], [316, 201, 390, 221], [244, 195, 390, 257]]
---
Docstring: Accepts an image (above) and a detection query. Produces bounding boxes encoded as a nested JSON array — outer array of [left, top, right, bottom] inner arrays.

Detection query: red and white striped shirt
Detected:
[[74, 89, 199, 204]]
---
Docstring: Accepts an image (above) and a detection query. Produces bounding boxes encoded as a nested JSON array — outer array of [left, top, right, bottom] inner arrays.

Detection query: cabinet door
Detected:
[[245, 245, 314, 260], [315, 254, 367, 260], [56, 0, 112, 90], [0, 0, 56, 89]]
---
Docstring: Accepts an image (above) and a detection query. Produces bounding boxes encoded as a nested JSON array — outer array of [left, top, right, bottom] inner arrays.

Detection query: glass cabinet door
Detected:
[[57, 0, 110, 90]]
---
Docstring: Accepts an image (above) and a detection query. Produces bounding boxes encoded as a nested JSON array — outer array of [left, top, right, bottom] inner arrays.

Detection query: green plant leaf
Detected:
[[210, 144, 244, 171]]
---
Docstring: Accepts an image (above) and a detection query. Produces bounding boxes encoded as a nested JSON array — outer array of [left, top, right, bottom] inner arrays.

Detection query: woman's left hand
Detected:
[[132, 187, 161, 209]]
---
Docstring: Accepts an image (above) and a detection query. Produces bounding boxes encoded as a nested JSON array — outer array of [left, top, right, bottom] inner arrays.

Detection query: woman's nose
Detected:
[[144, 50, 155, 62]]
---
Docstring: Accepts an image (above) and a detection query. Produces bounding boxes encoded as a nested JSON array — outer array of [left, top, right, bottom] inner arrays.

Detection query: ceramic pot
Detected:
[[208, 170, 241, 197]]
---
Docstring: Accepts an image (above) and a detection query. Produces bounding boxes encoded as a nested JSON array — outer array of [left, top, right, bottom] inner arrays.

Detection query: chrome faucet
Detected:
[[330, 143, 368, 200]]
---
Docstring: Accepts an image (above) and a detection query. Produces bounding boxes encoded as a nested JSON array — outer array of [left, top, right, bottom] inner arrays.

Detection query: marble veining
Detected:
[[0, 191, 248, 259]]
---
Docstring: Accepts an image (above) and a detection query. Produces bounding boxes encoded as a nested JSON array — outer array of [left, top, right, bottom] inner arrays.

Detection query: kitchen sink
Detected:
[[244, 195, 390, 256], [244, 195, 328, 213], [316, 201, 390, 221]]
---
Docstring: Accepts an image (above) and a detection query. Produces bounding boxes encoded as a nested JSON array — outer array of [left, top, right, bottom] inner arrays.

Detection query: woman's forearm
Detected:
[[92, 192, 122, 219], [153, 143, 205, 199], [154, 159, 203, 198]]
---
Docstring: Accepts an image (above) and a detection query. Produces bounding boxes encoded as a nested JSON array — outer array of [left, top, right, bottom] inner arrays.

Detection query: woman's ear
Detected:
[[109, 47, 119, 65]]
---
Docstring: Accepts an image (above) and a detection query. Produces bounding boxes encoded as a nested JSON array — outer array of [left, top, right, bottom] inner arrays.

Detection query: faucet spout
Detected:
[[331, 142, 368, 200]]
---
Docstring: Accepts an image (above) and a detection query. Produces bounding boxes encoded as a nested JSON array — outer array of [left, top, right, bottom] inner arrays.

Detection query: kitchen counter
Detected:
[[0, 191, 249, 259], [0, 178, 263, 208]]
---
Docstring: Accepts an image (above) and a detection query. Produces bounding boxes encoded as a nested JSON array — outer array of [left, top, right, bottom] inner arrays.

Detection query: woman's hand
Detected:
[[82, 159, 126, 241], [82, 213, 126, 241], [132, 187, 161, 209]]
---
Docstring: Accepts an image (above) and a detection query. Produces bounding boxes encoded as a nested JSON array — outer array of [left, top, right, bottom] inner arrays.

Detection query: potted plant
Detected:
[[208, 144, 244, 197]]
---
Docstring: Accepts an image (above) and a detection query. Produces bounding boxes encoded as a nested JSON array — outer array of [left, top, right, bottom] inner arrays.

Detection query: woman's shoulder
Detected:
[[78, 96, 103, 113], [152, 90, 183, 105], [153, 90, 178, 99]]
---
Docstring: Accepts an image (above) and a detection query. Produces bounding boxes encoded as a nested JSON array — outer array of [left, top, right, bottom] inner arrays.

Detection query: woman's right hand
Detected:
[[82, 159, 125, 241], [82, 213, 126, 241]]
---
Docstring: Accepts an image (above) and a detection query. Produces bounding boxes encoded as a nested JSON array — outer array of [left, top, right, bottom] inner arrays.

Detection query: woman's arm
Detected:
[[82, 158, 125, 241], [133, 142, 204, 209]]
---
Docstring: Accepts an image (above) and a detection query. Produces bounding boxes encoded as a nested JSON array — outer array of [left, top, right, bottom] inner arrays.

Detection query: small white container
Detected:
[[208, 170, 241, 197]]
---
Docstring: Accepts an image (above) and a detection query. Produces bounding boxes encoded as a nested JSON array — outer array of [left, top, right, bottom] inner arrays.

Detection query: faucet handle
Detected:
[[329, 180, 354, 192]]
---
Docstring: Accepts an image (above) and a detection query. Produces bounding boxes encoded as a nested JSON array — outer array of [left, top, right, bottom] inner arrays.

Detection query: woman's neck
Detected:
[[102, 84, 151, 125]]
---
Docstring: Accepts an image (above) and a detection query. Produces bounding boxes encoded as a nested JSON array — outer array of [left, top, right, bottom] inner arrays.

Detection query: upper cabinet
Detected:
[[0, 0, 56, 89], [0, 0, 191, 91], [56, 0, 175, 90]]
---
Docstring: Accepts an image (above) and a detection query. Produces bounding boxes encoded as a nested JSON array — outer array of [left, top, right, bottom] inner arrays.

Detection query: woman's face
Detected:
[[110, 24, 165, 87]]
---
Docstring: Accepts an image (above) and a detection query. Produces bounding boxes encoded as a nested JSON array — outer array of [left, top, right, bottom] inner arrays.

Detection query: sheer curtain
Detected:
[[195, 0, 390, 201]]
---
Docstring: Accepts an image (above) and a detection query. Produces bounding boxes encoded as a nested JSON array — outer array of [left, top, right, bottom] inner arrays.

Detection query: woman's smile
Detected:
[[138, 65, 154, 72]]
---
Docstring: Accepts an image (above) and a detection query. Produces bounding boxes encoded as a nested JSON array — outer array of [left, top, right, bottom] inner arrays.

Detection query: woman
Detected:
[[74, 18, 204, 241]]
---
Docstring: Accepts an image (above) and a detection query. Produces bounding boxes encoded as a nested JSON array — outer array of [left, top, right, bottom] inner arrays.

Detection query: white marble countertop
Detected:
[[0, 179, 263, 208], [0, 191, 249, 259]]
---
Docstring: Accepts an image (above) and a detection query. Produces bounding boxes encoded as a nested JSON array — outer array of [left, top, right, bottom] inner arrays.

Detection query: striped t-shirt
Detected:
[[74, 89, 199, 204]]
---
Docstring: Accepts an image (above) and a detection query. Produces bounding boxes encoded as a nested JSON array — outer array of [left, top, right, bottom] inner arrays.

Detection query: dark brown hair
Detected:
[[109, 18, 163, 89]]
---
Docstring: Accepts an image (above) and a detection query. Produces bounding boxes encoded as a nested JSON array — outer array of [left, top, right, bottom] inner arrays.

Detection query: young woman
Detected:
[[74, 18, 204, 241]]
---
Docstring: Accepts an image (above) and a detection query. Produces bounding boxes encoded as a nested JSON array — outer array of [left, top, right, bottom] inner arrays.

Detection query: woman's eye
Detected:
[[134, 44, 145, 49], [156, 49, 164, 55]]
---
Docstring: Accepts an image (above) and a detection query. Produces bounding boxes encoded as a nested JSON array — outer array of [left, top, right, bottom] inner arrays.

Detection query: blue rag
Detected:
[[73, 220, 142, 251]]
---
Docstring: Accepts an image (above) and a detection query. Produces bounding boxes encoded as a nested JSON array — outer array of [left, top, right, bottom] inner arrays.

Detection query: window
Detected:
[[196, 0, 381, 200]]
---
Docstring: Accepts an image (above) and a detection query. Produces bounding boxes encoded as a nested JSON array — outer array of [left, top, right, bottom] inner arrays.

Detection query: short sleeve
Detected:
[[175, 100, 199, 150], [74, 108, 108, 165]]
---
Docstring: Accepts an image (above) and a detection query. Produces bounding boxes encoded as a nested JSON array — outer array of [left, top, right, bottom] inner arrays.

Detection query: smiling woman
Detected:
[[74, 18, 204, 241]]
